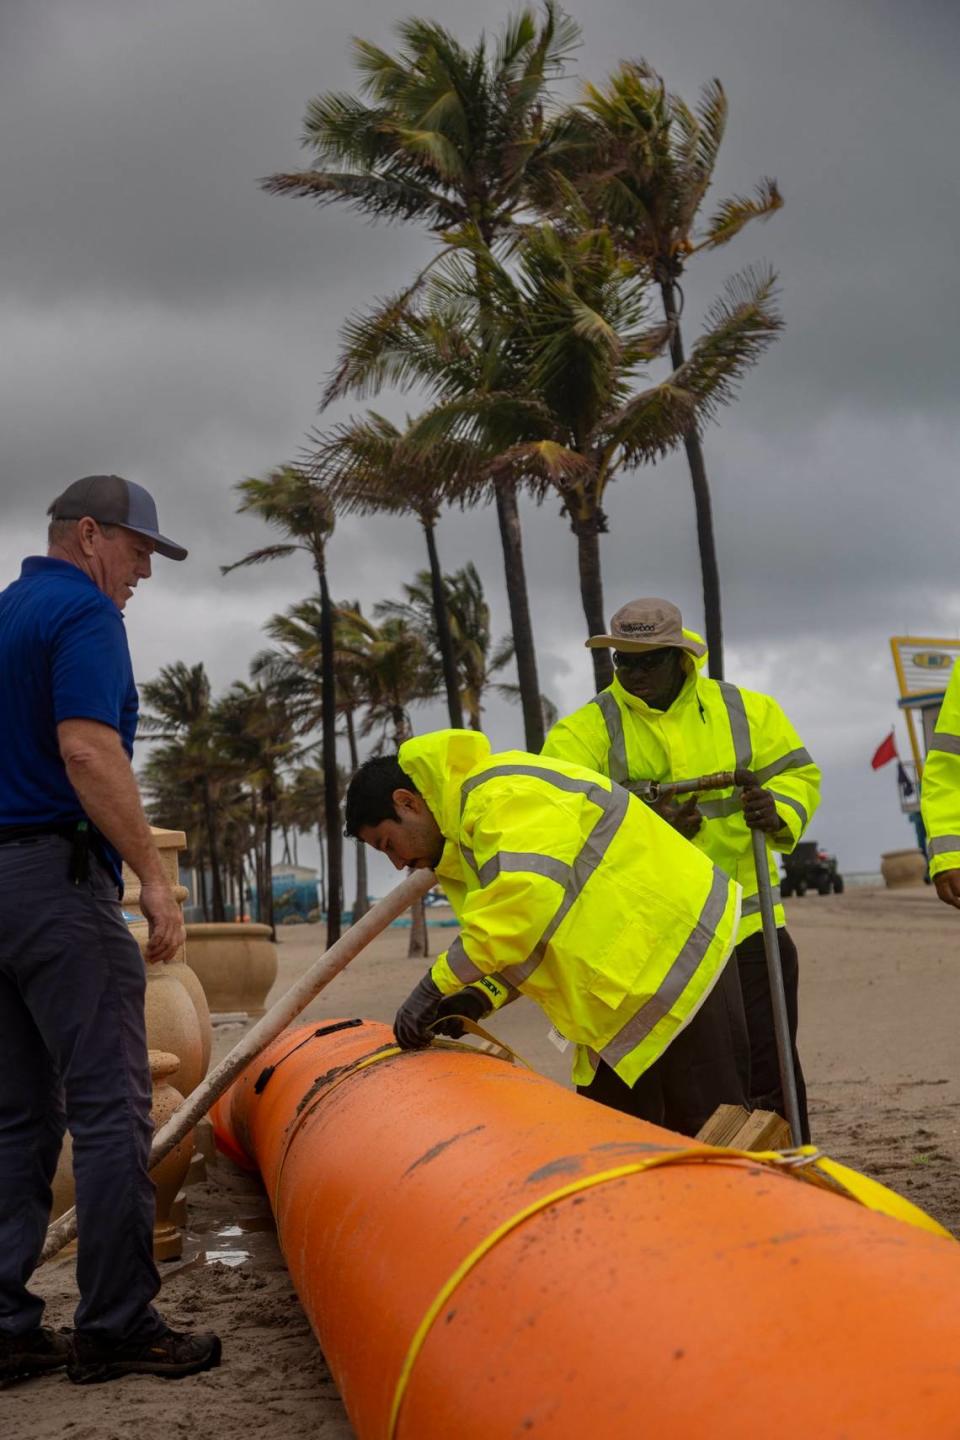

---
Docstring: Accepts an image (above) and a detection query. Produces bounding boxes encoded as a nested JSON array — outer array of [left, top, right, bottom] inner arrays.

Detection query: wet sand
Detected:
[[9, 886, 959, 1437]]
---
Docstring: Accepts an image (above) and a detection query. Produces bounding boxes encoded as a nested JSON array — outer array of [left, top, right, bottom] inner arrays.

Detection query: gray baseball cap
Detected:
[[585, 598, 707, 657], [48, 474, 188, 561]]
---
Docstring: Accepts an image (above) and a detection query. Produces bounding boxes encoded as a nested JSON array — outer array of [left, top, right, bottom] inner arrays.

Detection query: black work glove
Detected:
[[432, 987, 494, 1039], [394, 973, 444, 1050]]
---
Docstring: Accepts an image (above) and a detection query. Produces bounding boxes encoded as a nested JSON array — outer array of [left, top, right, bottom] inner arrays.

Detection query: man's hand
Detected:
[[934, 870, 960, 910], [432, 987, 493, 1039], [740, 783, 783, 833], [394, 973, 444, 1050], [139, 881, 186, 964], [653, 793, 703, 840]]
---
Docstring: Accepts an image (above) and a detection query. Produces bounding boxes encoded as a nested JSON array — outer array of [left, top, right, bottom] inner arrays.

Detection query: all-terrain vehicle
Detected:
[[780, 840, 844, 898]]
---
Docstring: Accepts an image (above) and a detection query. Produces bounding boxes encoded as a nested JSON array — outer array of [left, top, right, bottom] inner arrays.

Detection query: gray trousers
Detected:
[[0, 835, 163, 1341]]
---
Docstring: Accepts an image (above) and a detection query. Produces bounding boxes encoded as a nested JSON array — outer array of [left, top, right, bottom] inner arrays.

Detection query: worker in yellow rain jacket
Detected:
[[345, 728, 750, 1137], [542, 599, 821, 1141], [921, 658, 960, 910]]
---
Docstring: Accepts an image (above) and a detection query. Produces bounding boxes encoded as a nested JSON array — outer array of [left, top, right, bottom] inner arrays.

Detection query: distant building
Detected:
[[272, 864, 321, 922]]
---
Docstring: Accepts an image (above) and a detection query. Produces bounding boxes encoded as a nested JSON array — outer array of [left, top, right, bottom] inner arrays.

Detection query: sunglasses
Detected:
[[613, 647, 676, 672]]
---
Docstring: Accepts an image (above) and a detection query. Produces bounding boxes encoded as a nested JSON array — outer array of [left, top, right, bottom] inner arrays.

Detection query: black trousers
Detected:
[[577, 956, 751, 1138], [736, 927, 809, 1143], [0, 836, 163, 1342]]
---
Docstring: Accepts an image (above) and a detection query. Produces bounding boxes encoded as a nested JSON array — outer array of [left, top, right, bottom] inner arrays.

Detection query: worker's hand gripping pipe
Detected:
[[641, 767, 804, 1148], [39, 867, 437, 1265]]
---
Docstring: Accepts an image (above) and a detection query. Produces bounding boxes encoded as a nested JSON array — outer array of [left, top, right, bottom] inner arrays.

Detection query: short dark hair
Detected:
[[344, 755, 420, 837], [46, 515, 120, 547]]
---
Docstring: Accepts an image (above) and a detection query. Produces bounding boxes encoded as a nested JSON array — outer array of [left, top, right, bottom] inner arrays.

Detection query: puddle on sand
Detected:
[[189, 1214, 276, 1239], [163, 1215, 278, 1274], [207, 1247, 250, 1268]]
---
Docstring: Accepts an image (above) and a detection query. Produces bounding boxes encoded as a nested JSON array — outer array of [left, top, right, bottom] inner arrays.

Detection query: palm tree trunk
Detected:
[[316, 822, 327, 913], [201, 778, 226, 922], [408, 896, 429, 957], [659, 278, 724, 680], [493, 477, 544, 751], [197, 851, 209, 922], [423, 519, 464, 728], [263, 789, 276, 941], [344, 706, 369, 922], [315, 553, 343, 945], [573, 514, 612, 693]]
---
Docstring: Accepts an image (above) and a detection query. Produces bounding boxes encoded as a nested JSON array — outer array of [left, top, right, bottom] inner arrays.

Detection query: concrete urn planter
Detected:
[[49, 1050, 195, 1262], [880, 848, 928, 889], [148, 1050, 194, 1261], [184, 923, 278, 1017], [123, 828, 212, 1090]]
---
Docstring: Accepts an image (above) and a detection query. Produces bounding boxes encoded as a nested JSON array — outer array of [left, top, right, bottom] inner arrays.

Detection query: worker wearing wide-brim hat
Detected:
[[543, 598, 821, 1141]]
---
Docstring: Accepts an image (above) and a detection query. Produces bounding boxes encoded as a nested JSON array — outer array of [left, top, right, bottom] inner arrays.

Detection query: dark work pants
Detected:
[[577, 955, 751, 1138], [736, 927, 810, 1144], [0, 836, 163, 1341]]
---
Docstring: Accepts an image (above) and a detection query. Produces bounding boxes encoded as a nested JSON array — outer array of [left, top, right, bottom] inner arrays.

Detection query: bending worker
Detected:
[[920, 657, 960, 910], [542, 599, 820, 1141], [345, 728, 750, 1136]]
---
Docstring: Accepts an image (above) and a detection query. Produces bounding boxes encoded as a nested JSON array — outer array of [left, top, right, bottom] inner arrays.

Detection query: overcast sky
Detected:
[[2, 0, 958, 886]]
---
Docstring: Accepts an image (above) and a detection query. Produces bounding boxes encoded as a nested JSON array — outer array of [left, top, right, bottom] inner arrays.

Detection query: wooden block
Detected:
[[696, 1104, 751, 1147], [730, 1109, 793, 1152], [696, 1104, 792, 1152]]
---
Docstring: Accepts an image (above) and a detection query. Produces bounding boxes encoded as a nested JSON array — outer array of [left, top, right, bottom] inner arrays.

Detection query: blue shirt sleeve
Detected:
[[50, 596, 136, 740]]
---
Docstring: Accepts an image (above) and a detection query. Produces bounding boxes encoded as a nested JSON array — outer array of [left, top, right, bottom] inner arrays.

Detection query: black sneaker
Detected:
[[0, 1326, 72, 1382], [67, 1327, 222, 1385]]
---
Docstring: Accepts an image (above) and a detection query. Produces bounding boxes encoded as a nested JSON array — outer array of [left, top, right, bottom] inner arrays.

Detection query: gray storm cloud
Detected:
[[1, 0, 957, 875]]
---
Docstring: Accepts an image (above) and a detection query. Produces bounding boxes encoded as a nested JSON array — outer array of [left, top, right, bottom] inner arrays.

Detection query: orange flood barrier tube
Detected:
[[211, 1020, 960, 1439]]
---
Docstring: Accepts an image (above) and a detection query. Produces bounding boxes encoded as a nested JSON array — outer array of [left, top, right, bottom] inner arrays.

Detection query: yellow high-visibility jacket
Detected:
[[399, 729, 741, 1089], [921, 660, 960, 876], [542, 648, 820, 943]]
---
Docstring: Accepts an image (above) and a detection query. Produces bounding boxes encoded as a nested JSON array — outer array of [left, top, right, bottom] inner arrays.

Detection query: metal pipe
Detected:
[[641, 766, 803, 1144], [749, 824, 803, 1145]]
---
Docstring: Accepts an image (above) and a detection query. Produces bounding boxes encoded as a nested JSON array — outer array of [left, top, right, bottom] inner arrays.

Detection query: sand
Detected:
[[7, 885, 960, 1437]]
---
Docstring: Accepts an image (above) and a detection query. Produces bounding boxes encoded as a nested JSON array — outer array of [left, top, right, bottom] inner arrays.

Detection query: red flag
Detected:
[[871, 731, 898, 769]]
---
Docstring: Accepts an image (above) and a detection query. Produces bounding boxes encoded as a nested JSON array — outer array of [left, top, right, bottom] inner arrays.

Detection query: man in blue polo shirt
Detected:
[[0, 475, 221, 1385]]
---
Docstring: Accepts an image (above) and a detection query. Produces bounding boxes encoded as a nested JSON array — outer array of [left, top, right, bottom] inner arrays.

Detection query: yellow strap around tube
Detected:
[[386, 1144, 821, 1438]]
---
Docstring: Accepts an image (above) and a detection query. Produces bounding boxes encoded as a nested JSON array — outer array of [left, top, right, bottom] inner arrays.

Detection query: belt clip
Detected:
[[69, 820, 91, 886]]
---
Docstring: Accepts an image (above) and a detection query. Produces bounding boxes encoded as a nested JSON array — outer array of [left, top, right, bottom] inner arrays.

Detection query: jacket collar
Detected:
[[610, 656, 701, 717]]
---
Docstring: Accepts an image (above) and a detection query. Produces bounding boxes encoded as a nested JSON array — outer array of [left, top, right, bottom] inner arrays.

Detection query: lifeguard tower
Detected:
[[890, 635, 960, 848]]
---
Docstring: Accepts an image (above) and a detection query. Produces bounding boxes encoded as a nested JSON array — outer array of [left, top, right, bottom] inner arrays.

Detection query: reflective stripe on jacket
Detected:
[[542, 653, 820, 943], [398, 729, 741, 1089], [921, 660, 960, 877]]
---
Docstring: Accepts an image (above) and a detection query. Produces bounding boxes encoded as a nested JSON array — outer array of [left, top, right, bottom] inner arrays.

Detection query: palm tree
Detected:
[[223, 467, 344, 944], [332, 220, 781, 690], [336, 606, 438, 957], [336, 607, 436, 750], [257, 606, 371, 923], [212, 679, 294, 939], [139, 661, 227, 920], [307, 414, 488, 730], [376, 562, 514, 730], [139, 742, 210, 912], [262, 4, 580, 748], [539, 62, 784, 677]]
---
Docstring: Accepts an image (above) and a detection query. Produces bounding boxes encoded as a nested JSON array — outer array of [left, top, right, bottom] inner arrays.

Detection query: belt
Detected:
[[0, 822, 80, 844], [0, 820, 97, 884]]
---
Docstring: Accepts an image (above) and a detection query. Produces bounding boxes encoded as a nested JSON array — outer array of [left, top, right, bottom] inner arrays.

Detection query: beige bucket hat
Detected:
[[585, 598, 707, 657]]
